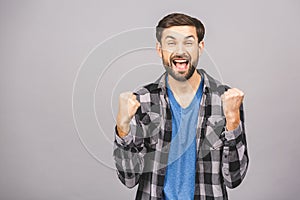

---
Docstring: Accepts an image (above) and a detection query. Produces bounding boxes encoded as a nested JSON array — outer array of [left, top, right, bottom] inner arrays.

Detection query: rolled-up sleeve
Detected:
[[221, 107, 249, 188], [113, 115, 146, 189]]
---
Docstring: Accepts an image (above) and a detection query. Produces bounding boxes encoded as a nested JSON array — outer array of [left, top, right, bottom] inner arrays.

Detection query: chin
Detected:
[[164, 62, 196, 82]]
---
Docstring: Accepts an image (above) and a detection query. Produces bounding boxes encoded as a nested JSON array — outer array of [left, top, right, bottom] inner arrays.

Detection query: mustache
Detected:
[[170, 53, 191, 61]]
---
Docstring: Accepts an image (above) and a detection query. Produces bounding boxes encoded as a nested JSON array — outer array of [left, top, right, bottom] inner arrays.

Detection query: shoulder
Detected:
[[133, 72, 165, 103], [199, 69, 231, 96], [131, 81, 164, 117], [133, 83, 160, 96]]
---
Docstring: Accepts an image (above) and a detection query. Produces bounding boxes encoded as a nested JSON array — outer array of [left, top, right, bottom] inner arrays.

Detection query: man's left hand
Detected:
[[221, 88, 244, 131]]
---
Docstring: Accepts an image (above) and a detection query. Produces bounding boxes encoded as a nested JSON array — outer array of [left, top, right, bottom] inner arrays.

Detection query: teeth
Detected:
[[174, 59, 187, 63]]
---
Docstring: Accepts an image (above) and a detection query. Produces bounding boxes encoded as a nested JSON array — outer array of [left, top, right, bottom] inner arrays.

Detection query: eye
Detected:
[[185, 41, 193, 46], [167, 42, 176, 46]]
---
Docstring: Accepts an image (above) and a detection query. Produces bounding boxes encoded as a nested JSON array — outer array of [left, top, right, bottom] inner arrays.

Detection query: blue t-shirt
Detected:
[[163, 75, 204, 200]]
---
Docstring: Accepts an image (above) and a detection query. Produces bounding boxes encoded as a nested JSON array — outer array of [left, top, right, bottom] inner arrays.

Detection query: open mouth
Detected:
[[172, 59, 189, 71]]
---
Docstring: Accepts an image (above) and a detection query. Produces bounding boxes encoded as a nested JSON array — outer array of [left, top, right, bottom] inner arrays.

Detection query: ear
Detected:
[[198, 40, 205, 55], [156, 42, 162, 58]]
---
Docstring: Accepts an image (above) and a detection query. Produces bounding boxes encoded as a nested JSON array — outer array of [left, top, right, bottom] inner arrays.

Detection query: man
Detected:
[[113, 13, 249, 200]]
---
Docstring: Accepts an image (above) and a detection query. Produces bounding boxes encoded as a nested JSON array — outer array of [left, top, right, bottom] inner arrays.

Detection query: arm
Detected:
[[221, 88, 249, 188], [113, 115, 146, 188], [113, 92, 145, 188], [221, 103, 249, 188]]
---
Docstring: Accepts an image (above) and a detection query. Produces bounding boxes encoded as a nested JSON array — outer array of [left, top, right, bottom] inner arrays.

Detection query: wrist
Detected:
[[225, 111, 240, 131], [226, 120, 240, 131], [225, 116, 240, 131], [116, 124, 130, 138]]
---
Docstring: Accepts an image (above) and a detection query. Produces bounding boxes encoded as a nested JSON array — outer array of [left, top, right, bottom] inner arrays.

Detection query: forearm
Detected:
[[221, 121, 249, 188], [113, 138, 144, 188], [113, 118, 145, 188], [225, 110, 240, 131]]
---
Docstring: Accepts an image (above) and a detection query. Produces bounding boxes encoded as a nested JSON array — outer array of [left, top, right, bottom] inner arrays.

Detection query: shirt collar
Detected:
[[150, 68, 215, 94]]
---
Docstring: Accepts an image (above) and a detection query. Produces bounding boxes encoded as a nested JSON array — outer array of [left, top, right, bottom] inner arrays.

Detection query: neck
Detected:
[[168, 70, 201, 95]]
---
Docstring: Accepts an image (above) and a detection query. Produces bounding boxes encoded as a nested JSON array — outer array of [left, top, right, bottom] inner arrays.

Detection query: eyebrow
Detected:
[[185, 35, 195, 40], [165, 35, 195, 40], [165, 36, 176, 40]]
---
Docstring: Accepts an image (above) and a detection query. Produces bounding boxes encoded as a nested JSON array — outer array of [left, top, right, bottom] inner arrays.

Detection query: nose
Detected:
[[176, 43, 185, 54]]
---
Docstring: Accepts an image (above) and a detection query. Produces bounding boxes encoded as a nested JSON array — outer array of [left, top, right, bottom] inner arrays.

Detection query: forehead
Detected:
[[161, 26, 197, 40]]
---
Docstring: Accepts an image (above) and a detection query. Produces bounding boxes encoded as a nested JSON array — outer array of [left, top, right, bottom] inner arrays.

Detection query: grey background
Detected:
[[1, 0, 300, 199]]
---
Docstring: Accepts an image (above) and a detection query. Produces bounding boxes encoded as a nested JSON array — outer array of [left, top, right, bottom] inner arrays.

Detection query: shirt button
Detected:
[[158, 168, 166, 174], [229, 140, 236, 146], [223, 168, 229, 176]]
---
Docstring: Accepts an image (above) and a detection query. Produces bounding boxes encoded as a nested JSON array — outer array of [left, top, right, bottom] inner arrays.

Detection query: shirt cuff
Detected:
[[223, 121, 243, 145], [114, 125, 133, 146]]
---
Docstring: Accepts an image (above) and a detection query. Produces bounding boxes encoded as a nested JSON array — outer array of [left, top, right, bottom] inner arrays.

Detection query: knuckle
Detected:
[[120, 91, 133, 100]]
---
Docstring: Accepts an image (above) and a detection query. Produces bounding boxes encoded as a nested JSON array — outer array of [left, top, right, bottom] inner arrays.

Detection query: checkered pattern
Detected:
[[113, 69, 249, 200]]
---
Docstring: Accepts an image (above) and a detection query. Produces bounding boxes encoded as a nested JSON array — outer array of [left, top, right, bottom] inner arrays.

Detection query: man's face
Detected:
[[157, 26, 204, 82]]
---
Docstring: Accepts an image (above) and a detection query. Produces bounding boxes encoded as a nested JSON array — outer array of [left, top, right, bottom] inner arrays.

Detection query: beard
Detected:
[[162, 52, 198, 82]]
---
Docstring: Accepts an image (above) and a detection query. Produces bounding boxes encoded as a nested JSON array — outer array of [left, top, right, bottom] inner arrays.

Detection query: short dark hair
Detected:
[[156, 13, 205, 44]]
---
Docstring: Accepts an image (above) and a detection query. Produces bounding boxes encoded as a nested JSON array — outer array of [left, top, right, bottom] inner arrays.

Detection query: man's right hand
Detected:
[[116, 92, 141, 138]]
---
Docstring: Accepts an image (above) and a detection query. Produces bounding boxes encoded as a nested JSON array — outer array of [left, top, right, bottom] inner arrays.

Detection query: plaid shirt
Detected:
[[113, 69, 249, 200]]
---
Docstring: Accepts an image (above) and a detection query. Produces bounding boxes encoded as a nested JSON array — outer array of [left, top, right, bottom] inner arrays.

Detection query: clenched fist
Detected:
[[116, 92, 141, 137], [221, 88, 244, 131]]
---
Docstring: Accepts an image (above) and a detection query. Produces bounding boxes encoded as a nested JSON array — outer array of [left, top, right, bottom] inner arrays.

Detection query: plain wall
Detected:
[[1, 0, 300, 199]]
